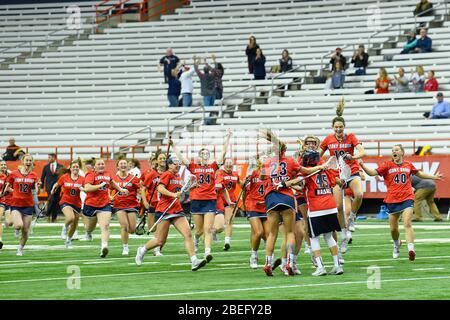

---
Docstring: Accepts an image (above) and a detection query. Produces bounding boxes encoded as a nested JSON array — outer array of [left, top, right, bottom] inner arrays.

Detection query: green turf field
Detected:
[[1, 217, 450, 300]]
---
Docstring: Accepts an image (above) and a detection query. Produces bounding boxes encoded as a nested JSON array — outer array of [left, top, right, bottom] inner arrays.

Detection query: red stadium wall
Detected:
[[6, 155, 450, 198]]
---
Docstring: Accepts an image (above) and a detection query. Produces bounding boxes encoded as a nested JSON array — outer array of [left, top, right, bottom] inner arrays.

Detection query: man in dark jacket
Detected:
[[413, 28, 432, 53], [330, 47, 347, 71], [40, 153, 63, 222]]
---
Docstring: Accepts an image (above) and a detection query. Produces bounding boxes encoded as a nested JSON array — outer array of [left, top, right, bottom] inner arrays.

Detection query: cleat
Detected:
[[65, 239, 73, 249], [223, 243, 230, 251], [285, 261, 295, 276], [348, 215, 356, 232], [153, 250, 163, 257], [72, 230, 79, 240], [205, 254, 213, 263], [122, 247, 129, 256], [135, 246, 145, 266], [191, 258, 207, 271], [329, 265, 344, 275], [249, 256, 258, 269], [340, 238, 349, 254], [408, 250, 416, 261], [16, 247, 23, 256], [312, 266, 327, 276], [304, 244, 311, 254], [292, 263, 302, 275], [393, 240, 402, 259], [338, 252, 345, 265], [100, 247, 109, 258], [272, 258, 282, 270], [280, 264, 290, 276], [61, 226, 67, 240], [263, 264, 273, 277]]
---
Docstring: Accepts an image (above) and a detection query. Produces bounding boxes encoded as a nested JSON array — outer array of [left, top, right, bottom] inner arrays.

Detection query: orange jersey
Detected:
[[188, 161, 219, 200], [304, 165, 338, 217], [57, 174, 85, 208], [244, 169, 266, 213], [261, 155, 300, 198], [155, 171, 183, 214], [112, 174, 141, 209], [216, 169, 240, 203], [320, 133, 361, 175], [6, 170, 39, 207], [84, 171, 113, 208], [0, 173, 13, 206], [375, 160, 418, 204], [143, 169, 162, 208]]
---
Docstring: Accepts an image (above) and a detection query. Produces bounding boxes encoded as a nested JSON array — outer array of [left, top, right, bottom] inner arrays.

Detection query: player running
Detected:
[[170, 130, 232, 263], [82, 158, 128, 258], [50, 161, 85, 248], [358, 144, 443, 261], [0, 160, 13, 249], [112, 159, 142, 256], [3, 154, 41, 256], [135, 157, 207, 271]]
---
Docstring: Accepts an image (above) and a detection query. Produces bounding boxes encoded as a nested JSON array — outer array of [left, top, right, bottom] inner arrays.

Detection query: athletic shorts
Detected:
[[60, 203, 81, 214], [308, 213, 341, 238], [295, 212, 303, 221], [0, 203, 11, 211], [386, 200, 414, 215], [246, 211, 267, 220], [265, 192, 296, 213], [155, 211, 185, 221], [82, 204, 112, 217], [113, 207, 140, 215], [191, 199, 217, 214], [215, 210, 224, 215], [297, 197, 307, 206], [147, 207, 155, 215], [10, 206, 34, 216]]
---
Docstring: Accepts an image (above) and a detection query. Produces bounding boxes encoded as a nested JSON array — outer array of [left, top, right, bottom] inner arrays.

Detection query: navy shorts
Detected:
[[147, 207, 155, 215], [246, 211, 267, 220], [0, 203, 11, 211], [297, 197, 307, 206], [265, 192, 296, 213], [295, 212, 303, 221], [83, 204, 112, 217], [191, 199, 217, 214], [113, 207, 140, 214], [155, 211, 185, 221], [387, 200, 414, 214], [10, 206, 34, 216], [61, 203, 81, 214], [216, 210, 224, 215]]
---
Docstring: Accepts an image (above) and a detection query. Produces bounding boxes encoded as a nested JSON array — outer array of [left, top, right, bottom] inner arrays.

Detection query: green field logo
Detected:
[[67, 265, 81, 290]]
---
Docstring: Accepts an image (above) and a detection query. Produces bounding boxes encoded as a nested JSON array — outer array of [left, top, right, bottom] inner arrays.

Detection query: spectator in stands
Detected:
[[413, 28, 432, 53], [252, 48, 266, 80], [424, 70, 439, 92], [375, 67, 390, 94], [330, 47, 347, 72], [409, 65, 426, 92], [179, 60, 196, 107], [351, 44, 369, 75], [424, 92, 450, 119], [411, 175, 442, 222], [127, 159, 141, 178], [158, 48, 180, 83], [391, 68, 410, 93], [414, 0, 433, 17], [167, 68, 181, 107], [2, 137, 24, 161], [279, 49, 293, 73], [211, 54, 224, 100], [194, 56, 216, 106], [40, 153, 63, 223], [245, 36, 259, 74], [331, 61, 345, 89], [400, 30, 418, 54]]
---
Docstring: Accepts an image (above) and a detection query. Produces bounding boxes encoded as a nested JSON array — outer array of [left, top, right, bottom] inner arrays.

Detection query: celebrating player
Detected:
[[170, 130, 232, 263], [135, 157, 207, 271], [50, 161, 85, 248], [82, 158, 128, 258], [112, 159, 142, 256], [0, 160, 13, 249], [359, 144, 443, 261]]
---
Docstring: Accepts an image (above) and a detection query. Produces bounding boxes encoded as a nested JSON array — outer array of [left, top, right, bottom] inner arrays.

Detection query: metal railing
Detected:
[[269, 64, 307, 95], [111, 125, 152, 159], [166, 105, 206, 136], [219, 85, 257, 117]]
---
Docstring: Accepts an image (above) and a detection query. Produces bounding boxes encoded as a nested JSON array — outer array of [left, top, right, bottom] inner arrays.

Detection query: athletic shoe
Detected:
[[122, 247, 129, 256], [223, 243, 230, 251], [205, 254, 213, 263], [292, 263, 302, 275], [348, 215, 356, 232], [393, 241, 402, 259], [263, 264, 273, 277], [340, 238, 349, 254], [312, 266, 327, 276], [304, 243, 311, 254], [65, 239, 73, 249], [61, 225, 67, 240], [16, 247, 23, 256], [191, 258, 207, 271], [14, 229, 20, 238], [0, 240, 3, 250], [347, 230, 353, 245], [285, 261, 295, 276], [153, 250, 163, 257], [72, 230, 79, 240], [135, 246, 145, 266], [100, 247, 109, 258], [280, 264, 290, 276], [408, 250, 416, 261], [272, 258, 282, 270], [82, 232, 93, 242], [328, 265, 344, 275], [249, 256, 258, 269], [338, 252, 345, 265]]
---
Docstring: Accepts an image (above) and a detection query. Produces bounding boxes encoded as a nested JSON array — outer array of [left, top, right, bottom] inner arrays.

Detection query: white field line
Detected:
[[98, 275, 450, 300], [412, 267, 446, 271], [2, 255, 450, 285]]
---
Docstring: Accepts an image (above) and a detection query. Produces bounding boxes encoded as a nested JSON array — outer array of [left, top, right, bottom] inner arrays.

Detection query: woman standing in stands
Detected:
[[112, 159, 142, 256], [252, 48, 266, 80], [170, 130, 232, 263], [245, 36, 259, 74], [0, 160, 13, 249], [82, 158, 128, 258], [4, 154, 40, 256], [50, 161, 85, 248]]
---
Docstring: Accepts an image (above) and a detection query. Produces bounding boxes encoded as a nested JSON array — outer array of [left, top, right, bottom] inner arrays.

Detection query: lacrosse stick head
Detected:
[[338, 156, 352, 181], [135, 225, 146, 235], [182, 175, 197, 193], [325, 155, 339, 171], [302, 150, 320, 167]]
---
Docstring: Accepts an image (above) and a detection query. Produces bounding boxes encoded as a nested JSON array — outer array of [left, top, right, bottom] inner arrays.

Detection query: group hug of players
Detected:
[[0, 112, 444, 276]]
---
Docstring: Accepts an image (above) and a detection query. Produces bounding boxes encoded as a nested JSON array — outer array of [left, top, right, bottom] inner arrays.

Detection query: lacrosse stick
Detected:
[[230, 157, 258, 223], [30, 199, 50, 235], [147, 175, 197, 233], [287, 156, 339, 187], [337, 155, 352, 219]]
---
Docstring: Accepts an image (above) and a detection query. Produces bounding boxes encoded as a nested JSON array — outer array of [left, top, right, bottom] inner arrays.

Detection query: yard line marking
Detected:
[[359, 266, 394, 269], [98, 275, 450, 300], [82, 261, 116, 265], [412, 267, 445, 271]]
